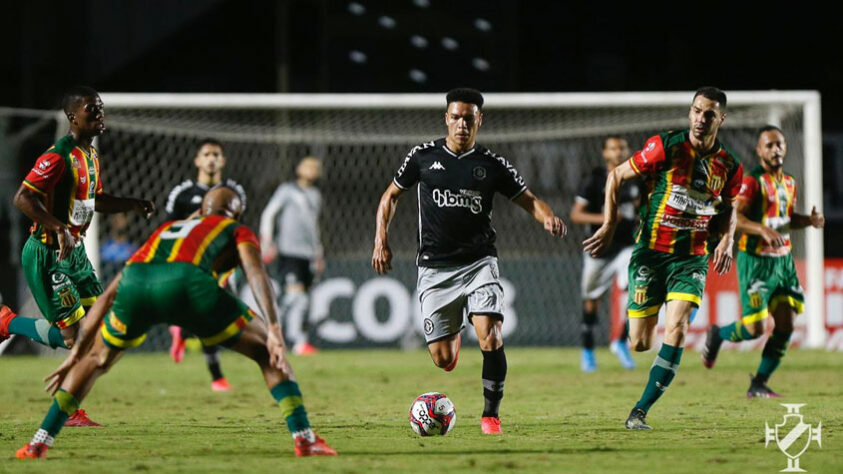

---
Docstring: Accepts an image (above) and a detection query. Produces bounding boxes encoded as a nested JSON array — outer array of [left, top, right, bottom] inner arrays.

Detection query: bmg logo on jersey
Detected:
[[432, 188, 482, 214], [764, 404, 821, 472]]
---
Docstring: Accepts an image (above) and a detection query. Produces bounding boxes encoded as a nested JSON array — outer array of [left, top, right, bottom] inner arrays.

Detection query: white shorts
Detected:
[[581, 246, 633, 300], [417, 256, 504, 343]]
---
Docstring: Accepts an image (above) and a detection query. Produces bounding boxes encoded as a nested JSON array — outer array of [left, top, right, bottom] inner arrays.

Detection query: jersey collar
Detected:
[[442, 143, 476, 159]]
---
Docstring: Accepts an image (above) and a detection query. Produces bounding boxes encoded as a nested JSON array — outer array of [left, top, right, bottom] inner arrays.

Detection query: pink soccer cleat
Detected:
[[481, 416, 503, 435]]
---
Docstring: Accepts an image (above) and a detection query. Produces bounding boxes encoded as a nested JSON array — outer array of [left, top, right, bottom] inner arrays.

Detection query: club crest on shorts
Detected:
[[57, 288, 77, 308], [765, 404, 822, 472], [423, 318, 434, 335], [634, 286, 647, 305]]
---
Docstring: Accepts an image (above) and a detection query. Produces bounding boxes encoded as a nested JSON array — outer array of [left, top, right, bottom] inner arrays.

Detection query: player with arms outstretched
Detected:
[[701, 125, 824, 397], [1, 86, 154, 426], [15, 188, 336, 459], [372, 88, 566, 435], [165, 138, 248, 391], [584, 87, 743, 430]]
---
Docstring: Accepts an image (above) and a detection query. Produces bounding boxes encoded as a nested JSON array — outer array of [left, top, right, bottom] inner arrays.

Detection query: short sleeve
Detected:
[[575, 173, 598, 205], [736, 174, 759, 205], [393, 147, 421, 189], [723, 163, 744, 202], [23, 152, 66, 195], [234, 224, 261, 250], [94, 157, 104, 195], [489, 151, 527, 200], [629, 135, 666, 176]]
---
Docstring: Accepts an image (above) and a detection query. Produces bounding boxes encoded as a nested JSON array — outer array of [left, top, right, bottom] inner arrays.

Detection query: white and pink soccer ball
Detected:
[[409, 392, 456, 436]]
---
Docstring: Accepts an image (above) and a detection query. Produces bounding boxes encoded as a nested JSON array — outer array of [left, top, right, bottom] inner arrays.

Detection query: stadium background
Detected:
[[1, 0, 842, 351]]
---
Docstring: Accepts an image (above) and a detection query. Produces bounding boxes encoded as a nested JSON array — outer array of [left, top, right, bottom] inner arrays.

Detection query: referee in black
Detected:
[[164, 138, 247, 392], [372, 88, 566, 434]]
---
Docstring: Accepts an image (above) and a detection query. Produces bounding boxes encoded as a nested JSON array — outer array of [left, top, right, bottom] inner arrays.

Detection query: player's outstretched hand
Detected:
[[56, 226, 77, 262], [544, 215, 567, 238], [44, 352, 81, 396], [712, 237, 734, 275], [583, 224, 615, 257], [134, 199, 156, 219], [372, 242, 393, 274], [266, 324, 291, 373], [810, 206, 825, 228], [760, 227, 787, 248]]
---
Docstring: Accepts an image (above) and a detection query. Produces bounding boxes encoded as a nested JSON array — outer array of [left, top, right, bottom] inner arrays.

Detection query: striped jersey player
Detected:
[[584, 87, 743, 430], [702, 125, 824, 398], [15, 188, 337, 459]]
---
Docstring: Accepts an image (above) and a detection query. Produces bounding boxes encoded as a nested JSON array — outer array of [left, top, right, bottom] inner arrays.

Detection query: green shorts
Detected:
[[22, 236, 103, 329], [737, 251, 804, 325], [101, 263, 255, 350], [627, 246, 709, 318]]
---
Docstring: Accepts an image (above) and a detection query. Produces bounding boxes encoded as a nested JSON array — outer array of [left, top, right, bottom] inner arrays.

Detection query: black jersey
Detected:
[[393, 138, 527, 268], [165, 178, 247, 220], [575, 166, 641, 255]]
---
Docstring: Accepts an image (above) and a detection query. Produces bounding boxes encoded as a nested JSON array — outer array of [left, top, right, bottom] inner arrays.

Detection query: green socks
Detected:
[[270, 380, 312, 438], [9, 316, 67, 349], [35, 389, 80, 445], [718, 321, 756, 342], [635, 343, 683, 413], [756, 330, 792, 382]]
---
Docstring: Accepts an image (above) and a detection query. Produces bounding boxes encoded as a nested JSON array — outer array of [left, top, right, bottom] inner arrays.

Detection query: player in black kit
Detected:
[[372, 88, 566, 434], [164, 138, 247, 392]]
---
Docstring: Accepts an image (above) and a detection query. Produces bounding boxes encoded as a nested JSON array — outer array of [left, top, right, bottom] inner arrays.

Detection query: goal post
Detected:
[[66, 91, 824, 349]]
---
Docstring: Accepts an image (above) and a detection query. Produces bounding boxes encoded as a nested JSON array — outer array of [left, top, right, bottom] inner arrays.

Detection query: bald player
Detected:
[[15, 188, 337, 459], [260, 157, 324, 355]]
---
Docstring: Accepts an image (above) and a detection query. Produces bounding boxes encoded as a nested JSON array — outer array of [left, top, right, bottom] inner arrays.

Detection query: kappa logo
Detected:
[[765, 404, 821, 472], [429, 161, 446, 171], [38, 160, 50, 170], [191, 195, 203, 204]]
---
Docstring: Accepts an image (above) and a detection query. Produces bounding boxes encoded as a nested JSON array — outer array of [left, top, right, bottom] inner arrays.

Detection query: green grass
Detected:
[[1, 347, 840, 473]]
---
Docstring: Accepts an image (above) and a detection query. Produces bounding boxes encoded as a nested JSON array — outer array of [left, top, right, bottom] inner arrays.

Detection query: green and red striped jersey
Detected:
[[127, 215, 260, 276], [737, 165, 796, 257], [22, 135, 103, 246], [629, 130, 743, 255]]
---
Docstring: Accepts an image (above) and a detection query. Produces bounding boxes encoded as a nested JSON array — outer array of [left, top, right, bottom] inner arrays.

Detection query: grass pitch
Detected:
[[0, 347, 840, 473]]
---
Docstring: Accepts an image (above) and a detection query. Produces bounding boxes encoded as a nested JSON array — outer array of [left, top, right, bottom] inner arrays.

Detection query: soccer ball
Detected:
[[409, 392, 456, 436]]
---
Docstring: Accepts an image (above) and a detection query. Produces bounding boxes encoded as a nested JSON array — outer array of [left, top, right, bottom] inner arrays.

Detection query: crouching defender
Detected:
[[16, 188, 337, 459]]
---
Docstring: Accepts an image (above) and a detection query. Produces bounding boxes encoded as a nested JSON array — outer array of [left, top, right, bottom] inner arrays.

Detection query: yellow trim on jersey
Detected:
[[56, 306, 85, 330], [68, 150, 80, 223], [628, 305, 661, 318], [649, 167, 675, 250], [166, 238, 185, 262], [143, 236, 164, 263], [80, 296, 98, 308], [770, 295, 804, 315], [741, 308, 769, 325], [629, 157, 643, 176], [200, 312, 254, 347], [101, 323, 147, 349], [22, 180, 47, 196], [666, 292, 701, 306], [192, 219, 235, 266]]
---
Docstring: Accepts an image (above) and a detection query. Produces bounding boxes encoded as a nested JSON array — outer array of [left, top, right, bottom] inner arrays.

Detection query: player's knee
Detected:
[[629, 335, 650, 352], [432, 353, 455, 369], [62, 336, 76, 350], [746, 321, 765, 337]]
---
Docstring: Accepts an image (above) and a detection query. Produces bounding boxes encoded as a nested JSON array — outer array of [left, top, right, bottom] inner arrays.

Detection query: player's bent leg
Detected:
[[472, 314, 505, 435], [17, 336, 120, 459], [627, 300, 692, 429], [226, 318, 336, 457], [749, 303, 796, 398], [427, 333, 460, 370]]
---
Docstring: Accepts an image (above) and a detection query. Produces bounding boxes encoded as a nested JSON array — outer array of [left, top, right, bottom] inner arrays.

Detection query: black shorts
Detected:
[[274, 255, 315, 289]]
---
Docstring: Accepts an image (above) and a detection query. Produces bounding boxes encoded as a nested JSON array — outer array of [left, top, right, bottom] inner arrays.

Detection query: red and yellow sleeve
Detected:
[[629, 135, 666, 176], [234, 225, 261, 251], [94, 156, 104, 195], [724, 164, 744, 202], [23, 152, 66, 195]]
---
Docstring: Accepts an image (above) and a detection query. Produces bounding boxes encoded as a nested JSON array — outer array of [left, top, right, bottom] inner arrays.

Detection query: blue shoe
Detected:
[[580, 348, 597, 372], [610, 339, 636, 370]]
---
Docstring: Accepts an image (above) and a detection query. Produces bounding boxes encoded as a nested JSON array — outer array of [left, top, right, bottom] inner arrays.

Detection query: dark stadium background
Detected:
[[1, 0, 841, 311]]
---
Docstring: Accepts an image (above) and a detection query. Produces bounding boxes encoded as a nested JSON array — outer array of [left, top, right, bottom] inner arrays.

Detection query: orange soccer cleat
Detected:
[[0, 304, 18, 342], [211, 377, 233, 392], [294, 435, 338, 457], [64, 409, 103, 427], [293, 341, 319, 356], [16, 442, 49, 459], [481, 416, 503, 435]]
